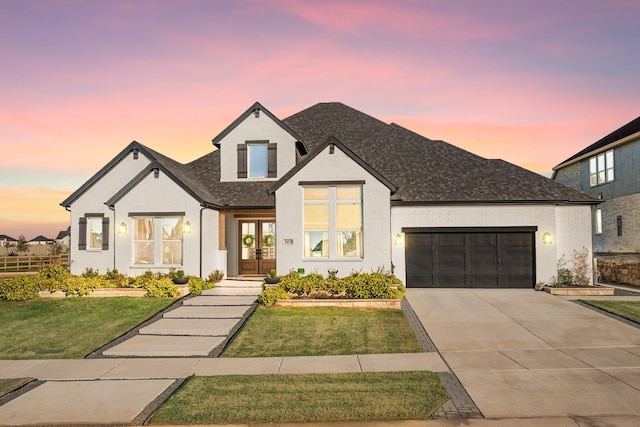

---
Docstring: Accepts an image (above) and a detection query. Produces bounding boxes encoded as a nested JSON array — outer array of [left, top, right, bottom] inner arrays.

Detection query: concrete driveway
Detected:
[[406, 289, 640, 421]]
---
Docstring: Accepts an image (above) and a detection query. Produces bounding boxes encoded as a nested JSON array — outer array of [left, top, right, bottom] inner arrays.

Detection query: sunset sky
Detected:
[[1, 0, 639, 240]]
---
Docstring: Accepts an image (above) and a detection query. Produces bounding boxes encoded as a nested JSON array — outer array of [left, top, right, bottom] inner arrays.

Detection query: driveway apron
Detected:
[[406, 289, 640, 419]]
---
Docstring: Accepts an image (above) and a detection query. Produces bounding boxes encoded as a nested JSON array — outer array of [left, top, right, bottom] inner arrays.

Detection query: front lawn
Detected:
[[149, 372, 448, 424], [0, 378, 32, 397], [580, 300, 640, 324], [0, 297, 174, 359], [222, 306, 422, 357]]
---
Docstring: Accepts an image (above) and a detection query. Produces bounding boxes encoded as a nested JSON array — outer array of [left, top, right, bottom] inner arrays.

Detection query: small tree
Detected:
[[571, 247, 591, 287], [49, 241, 64, 255], [16, 235, 28, 253]]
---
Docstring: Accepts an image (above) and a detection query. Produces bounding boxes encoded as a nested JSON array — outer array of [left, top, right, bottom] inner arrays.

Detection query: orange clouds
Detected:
[[0, 188, 70, 239]]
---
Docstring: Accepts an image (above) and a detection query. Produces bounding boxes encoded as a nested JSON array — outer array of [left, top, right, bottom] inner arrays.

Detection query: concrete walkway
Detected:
[[100, 279, 262, 357], [1, 288, 640, 426]]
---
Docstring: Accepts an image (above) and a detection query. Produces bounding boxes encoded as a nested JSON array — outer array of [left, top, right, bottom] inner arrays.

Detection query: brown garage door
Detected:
[[404, 227, 536, 288]]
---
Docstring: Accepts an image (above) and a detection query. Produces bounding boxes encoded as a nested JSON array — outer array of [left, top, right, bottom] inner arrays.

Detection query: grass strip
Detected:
[[580, 300, 640, 324], [222, 306, 422, 357], [0, 297, 174, 359], [150, 371, 449, 424], [0, 378, 33, 398]]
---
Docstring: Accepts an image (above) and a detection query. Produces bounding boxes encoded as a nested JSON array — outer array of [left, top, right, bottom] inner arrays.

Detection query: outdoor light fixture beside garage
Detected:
[[543, 232, 552, 245], [394, 232, 405, 246], [118, 222, 127, 234]]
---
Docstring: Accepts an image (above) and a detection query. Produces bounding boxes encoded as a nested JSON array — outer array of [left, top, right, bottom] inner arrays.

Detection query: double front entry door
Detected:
[[239, 220, 276, 275]]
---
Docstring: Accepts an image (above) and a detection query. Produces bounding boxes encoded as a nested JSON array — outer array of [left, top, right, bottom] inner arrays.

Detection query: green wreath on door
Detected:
[[263, 234, 275, 247], [242, 234, 255, 247]]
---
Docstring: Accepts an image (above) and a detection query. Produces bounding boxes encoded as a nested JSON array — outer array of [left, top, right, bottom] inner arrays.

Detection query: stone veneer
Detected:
[[597, 255, 640, 287]]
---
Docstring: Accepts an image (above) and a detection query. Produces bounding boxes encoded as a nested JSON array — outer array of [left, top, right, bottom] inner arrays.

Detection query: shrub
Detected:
[[571, 247, 591, 287], [343, 272, 404, 299], [61, 275, 104, 297], [258, 286, 291, 307], [36, 264, 71, 292], [82, 267, 100, 278], [104, 268, 129, 288], [0, 275, 40, 301], [144, 277, 180, 298], [208, 269, 225, 283], [188, 276, 213, 295]]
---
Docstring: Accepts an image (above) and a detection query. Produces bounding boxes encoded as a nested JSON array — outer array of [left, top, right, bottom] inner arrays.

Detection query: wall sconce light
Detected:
[[542, 232, 552, 245], [394, 232, 405, 246], [118, 222, 127, 235], [183, 221, 192, 234]]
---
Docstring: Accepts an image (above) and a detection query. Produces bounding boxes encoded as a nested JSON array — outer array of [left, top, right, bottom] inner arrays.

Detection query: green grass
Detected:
[[0, 297, 174, 359], [0, 378, 32, 397], [580, 300, 640, 324], [222, 306, 422, 357], [150, 372, 449, 424]]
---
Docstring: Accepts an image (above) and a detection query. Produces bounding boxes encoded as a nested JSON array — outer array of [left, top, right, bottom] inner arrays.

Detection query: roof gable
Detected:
[[269, 135, 398, 194], [212, 102, 307, 154]]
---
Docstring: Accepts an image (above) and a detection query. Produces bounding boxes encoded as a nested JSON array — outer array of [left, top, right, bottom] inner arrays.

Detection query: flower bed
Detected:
[[258, 271, 405, 307]]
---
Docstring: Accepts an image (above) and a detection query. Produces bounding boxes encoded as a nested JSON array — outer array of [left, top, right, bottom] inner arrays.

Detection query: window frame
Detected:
[[302, 183, 363, 260], [86, 216, 103, 251], [595, 208, 603, 235], [131, 215, 184, 267], [589, 149, 614, 187], [247, 142, 269, 178]]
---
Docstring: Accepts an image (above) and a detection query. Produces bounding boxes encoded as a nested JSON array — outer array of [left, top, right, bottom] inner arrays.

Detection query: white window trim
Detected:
[[589, 149, 614, 187], [132, 216, 184, 268], [86, 216, 103, 251], [595, 208, 603, 235], [302, 185, 364, 261]]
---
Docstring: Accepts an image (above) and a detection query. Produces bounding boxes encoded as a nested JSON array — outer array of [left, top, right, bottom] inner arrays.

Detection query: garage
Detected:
[[404, 227, 536, 288]]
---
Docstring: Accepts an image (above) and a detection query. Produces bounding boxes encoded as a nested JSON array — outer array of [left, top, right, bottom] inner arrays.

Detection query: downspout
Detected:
[[109, 205, 116, 270], [200, 206, 205, 278]]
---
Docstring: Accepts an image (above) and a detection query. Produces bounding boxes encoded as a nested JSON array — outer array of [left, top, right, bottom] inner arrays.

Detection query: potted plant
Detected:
[[172, 269, 189, 285], [265, 269, 280, 285]]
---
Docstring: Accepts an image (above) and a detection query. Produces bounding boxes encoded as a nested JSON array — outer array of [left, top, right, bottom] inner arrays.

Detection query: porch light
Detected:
[[183, 221, 192, 234], [394, 232, 405, 246], [543, 232, 552, 245], [118, 222, 127, 235]]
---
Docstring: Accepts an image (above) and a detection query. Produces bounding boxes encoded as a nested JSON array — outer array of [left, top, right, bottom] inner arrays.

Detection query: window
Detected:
[[595, 208, 602, 234], [133, 216, 183, 265], [589, 149, 614, 186], [303, 185, 363, 258], [78, 215, 108, 251], [87, 217, 103, 250], [248, 143, 268, 178], [237, 142, 277, 179]]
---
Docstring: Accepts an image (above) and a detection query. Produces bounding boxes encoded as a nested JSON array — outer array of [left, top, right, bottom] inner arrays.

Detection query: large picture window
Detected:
[[303, 185, 363, 258], [589, 149, 614, 187], [133, 216, 183, 265]]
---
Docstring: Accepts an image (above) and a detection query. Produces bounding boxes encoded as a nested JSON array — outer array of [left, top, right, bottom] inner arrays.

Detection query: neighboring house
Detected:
[[553, 116, 640, 256], [28, 235, 53, 245], [0, 235, 16, 247], [56, 227, 71, 247], [62, 102, 597, 288]]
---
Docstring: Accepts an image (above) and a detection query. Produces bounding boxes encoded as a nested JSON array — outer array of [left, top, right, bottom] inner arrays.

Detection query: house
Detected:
[[28, 235, 53, 245], [0, 235, 16, 248], [553, 116, 640, 256], [56, 227, 71, 247], [61, 102, 597, 288]]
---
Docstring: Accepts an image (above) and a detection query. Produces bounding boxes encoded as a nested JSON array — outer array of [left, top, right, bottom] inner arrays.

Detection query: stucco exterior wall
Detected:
[[391, 204, 593, 286], [218, 112, 298, 182], [275, 146, 391, 277], [111, 171, 212, 277], [68, 152, 152, 275]]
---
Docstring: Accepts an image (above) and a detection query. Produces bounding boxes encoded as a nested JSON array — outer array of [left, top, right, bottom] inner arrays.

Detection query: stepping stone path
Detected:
[[102, 279, 262, 358]]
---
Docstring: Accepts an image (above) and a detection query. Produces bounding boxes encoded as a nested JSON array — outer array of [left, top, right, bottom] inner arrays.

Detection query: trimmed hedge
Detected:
[[259, 271, 405, 306], [0, 266, 217, 301]]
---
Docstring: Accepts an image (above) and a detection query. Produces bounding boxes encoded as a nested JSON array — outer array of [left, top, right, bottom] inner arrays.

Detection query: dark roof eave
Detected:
[[391, 199, 601, 206]]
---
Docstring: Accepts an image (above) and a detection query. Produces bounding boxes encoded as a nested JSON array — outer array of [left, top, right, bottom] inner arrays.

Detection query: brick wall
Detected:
[[594, 193, 640, 254]]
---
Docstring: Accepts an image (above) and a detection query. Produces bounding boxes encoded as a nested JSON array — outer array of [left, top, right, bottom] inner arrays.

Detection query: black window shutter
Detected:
[[78, 217, 87, 250], [102, 217, 109, 250], [267, 143, 277, 178], [237, 144, 247, 178]]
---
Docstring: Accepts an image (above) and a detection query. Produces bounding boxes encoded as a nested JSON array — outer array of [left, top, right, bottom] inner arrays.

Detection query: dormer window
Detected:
[[237, 141, 277, 179], [248, 142, 268, 178]]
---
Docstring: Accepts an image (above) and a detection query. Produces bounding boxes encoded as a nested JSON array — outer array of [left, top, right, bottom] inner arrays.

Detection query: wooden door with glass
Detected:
[[239, 220, 276, 275]]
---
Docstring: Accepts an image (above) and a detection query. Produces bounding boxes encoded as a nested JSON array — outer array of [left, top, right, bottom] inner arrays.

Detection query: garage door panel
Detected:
[[405, 230, 535, 288]]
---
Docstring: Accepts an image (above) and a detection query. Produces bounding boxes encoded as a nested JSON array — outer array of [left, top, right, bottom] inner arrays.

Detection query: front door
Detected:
[[239, 220, 276, 275]]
